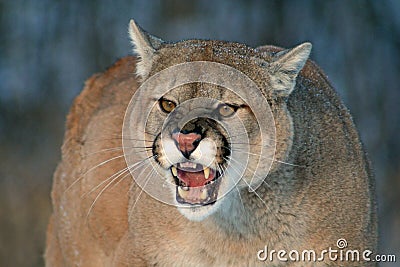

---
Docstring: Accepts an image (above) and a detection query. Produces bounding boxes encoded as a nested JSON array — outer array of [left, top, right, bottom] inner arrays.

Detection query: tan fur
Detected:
[[45, 20, 377, 266]]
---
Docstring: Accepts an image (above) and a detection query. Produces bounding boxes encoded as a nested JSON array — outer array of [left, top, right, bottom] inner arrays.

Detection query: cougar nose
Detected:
[[172, 132, 202, 158]]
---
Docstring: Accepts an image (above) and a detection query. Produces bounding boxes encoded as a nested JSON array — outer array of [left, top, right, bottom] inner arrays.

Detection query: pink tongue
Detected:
[[177, 169, 214, 187]]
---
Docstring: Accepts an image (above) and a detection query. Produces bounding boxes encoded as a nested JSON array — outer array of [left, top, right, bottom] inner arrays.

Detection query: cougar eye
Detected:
[[218, 104, 236, 117], [159, 98, 176, 113]]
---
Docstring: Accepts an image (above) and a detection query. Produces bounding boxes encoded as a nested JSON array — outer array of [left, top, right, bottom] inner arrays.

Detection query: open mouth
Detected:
[[170, 162, 222, 206]]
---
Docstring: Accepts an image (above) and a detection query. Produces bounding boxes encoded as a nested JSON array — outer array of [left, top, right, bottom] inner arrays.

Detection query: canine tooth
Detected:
[[171, 166, 177, 176], [200, 189, 208, 200], [182, 186, 189, 191], [203, 167, 210, 179], [178, 186, 188, 198], [192, 163, 197, 169]]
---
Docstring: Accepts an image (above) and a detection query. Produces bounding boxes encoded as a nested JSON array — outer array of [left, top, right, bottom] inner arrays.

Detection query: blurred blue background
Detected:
[[0, 0, 399, 266]]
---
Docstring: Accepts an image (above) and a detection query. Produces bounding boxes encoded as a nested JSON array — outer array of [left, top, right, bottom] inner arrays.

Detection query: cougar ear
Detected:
[[268, 42, 312, 97], [128, 19, 164, 80]]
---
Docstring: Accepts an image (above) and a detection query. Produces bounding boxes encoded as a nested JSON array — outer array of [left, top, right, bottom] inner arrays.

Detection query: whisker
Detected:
[[227, 131, 278, 144], [225, 146, 304, 168], [224, 155, 269, 207], [262, 179, 273, 191], [112, 156, 153, 193], [124, 155, 158, 197], [81, 153, 154, 200], [243, 179, 268, 207], [128, 164, 155, 220], [228, 142, 274, 147], [119, 148, 153, 154], [82, 147, 124, 157], [85, 171, 127, 221], [120, 132, 157, 137], [82, 166, 130, 198], [84, 137, 153, 144], [217, 163, 246, 213], [109, 169, 134, 191], [120, 138, 153, 142], [223, 156, 273, 191], [85, 155, 155, 222], [230, 138, 302, 149], [225, 132, 250, 140], [65, 147, 155, 193], [64, 154, 126, 193], [105, 133, 153, 138], [84, 155, 154, 199], [273, 159, 303, 167]]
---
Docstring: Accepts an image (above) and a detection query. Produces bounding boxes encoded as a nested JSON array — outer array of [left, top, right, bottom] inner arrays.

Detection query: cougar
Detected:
[[45, 19, 377, 266]]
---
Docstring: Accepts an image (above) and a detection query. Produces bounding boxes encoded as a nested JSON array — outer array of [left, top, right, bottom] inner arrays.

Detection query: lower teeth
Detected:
[[177, 186, 188, 198], [200, 189, 208, 200]]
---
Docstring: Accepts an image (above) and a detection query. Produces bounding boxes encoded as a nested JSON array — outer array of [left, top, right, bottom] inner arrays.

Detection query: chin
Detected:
[[176, 198, 224, 222]]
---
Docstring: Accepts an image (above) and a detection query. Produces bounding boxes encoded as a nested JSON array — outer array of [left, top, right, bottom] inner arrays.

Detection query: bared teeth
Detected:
[[171, 166, 177, 177], [203, 167, 210, 180], [180, 162, 197, 169], [178, 186, 188, 198], [200, 188, 208, 200]]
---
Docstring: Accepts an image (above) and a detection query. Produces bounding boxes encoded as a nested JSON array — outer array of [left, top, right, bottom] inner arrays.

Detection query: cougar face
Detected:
[[125, 19, 312, 222], [145, 83, 261, 221]]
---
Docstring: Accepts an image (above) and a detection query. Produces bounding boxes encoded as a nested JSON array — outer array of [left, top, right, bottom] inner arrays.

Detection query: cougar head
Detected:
[[124, 19, 311, 221]]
